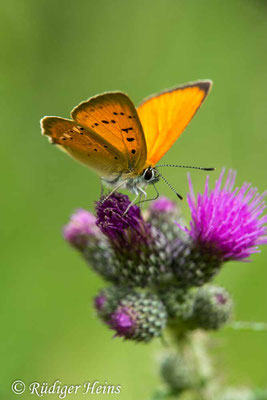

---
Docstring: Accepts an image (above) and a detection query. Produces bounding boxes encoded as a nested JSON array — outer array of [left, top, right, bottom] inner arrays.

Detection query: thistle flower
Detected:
[[186, 168, 267, 260], [149, 197, 178, 214], [173, 169, 267, 287], [94, 286, 129, 321], [94, 294, 107, 312], [96, 192, 150, 250], [63, 209, 99, 250], [108, 292, 167, 342], [109, 308, 134, 337], [146, 197, 184, 242], [96, 193, 172, 287], [63, 168, 267, 398], [63, 209, 118, 282]]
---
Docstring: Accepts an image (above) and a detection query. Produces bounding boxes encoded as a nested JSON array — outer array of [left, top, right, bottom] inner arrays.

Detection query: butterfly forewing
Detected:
[[137, 81, 212, 166], [41, 116, 127, 179], [71, 92, 147, 175]]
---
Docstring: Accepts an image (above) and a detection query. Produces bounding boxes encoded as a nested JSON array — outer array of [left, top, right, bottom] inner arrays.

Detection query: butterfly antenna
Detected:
[[157, 171, 183, 200], [157, 164, 215, 171]]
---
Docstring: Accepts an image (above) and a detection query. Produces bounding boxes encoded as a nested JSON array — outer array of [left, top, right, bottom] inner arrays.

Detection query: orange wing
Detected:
[[71, 92, 147, 175], [41, 117, 128, 179], [137, 80, 212, 166]]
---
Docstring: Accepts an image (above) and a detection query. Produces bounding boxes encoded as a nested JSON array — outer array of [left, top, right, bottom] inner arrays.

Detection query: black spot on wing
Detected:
[[122, 127, 133, 133]]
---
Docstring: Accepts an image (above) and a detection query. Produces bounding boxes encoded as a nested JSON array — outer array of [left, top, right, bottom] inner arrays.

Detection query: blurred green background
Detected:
[[1, 0, 267, 398]]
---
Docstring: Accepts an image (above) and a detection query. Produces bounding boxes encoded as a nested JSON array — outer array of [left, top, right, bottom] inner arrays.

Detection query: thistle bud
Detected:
[[94, 286, 130, 321], [160, 353, 197, 394], [146, 197, 183, 241], [109, 292, 167, 342], [191, 286, 233, 330], [83, 237, 118, 283], [172, 240, 222, 288], [159, 286, 195, 321]]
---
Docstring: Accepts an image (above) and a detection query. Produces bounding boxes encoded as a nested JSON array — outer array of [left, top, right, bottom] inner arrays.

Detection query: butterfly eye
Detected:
[[143, 168, 154, 181]]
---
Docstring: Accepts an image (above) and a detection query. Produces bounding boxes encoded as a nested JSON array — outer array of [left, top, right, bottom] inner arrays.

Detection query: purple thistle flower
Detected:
[[147, 196, 183, 242], [215, 292, 227, 305], [63, 209, 99, 250], [94, 294, 107, 312], [93, 286, 130, 321], [95, 193, 172, 287], [64, 210, 118, 282], [149, 197, 177, 214], [109, 307, 135, 337], [179, 168, 267, 261], [96, 192, 151, 250]]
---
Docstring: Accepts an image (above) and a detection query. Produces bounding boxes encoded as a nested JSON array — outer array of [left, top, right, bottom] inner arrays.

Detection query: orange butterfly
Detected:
[[41, 80, 212, 201]]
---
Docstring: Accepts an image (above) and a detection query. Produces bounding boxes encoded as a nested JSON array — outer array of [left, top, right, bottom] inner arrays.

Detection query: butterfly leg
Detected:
[[137, 187, 147, 210], [138, 192, 143, 208], [101, 181, 126, 204], [138, 187, 147, 200], [122, 187, 140, 216], [135, 183, 159, 207], [100, 180, 105, 197]]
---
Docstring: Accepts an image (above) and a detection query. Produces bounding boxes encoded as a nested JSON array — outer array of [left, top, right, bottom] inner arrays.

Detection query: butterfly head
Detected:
[[141, 167, 160, 186], [123, 166, 160, 195]]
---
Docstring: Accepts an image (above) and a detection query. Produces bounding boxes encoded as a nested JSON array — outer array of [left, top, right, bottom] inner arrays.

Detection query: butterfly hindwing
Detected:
[[137, 81, 212, 166], [41, 116, 128, 179], [71, 92, 147, 175]]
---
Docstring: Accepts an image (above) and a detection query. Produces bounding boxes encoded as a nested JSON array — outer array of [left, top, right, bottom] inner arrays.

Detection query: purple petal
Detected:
[[183, 169, 267, 261]]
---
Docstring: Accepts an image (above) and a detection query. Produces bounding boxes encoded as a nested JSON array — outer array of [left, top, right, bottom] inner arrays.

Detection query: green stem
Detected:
[[160, 328, 219, 400]]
